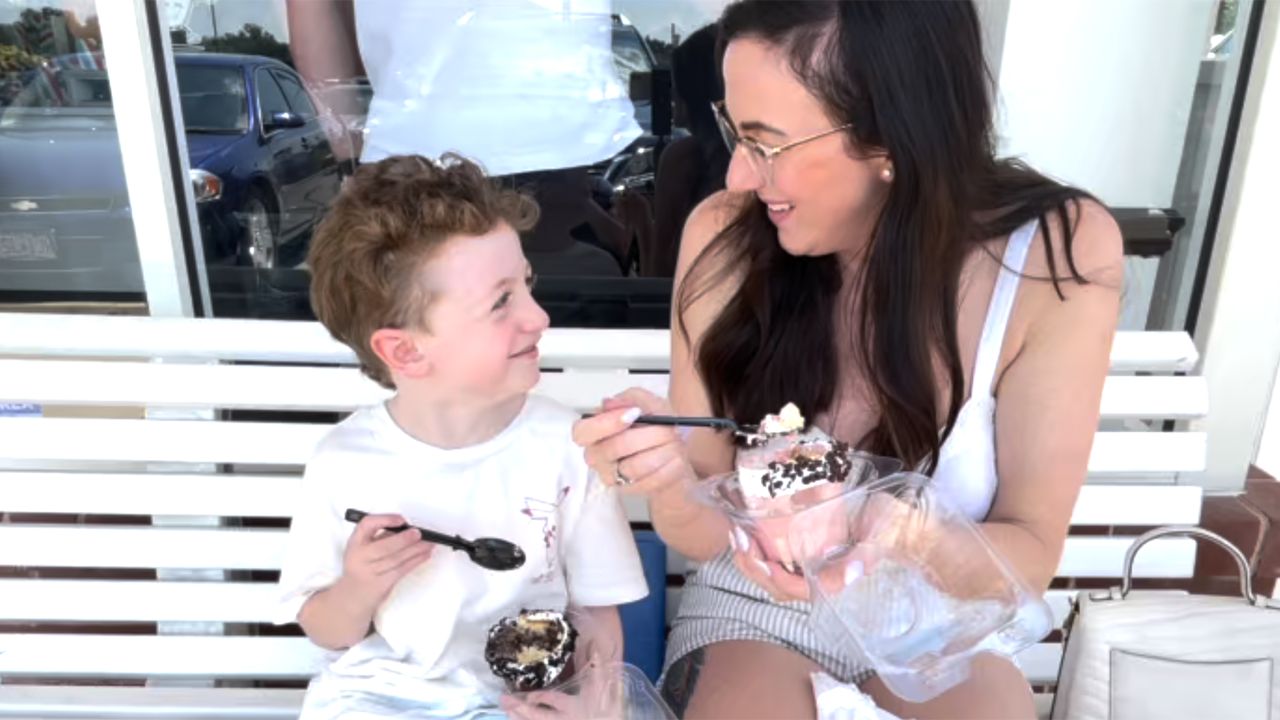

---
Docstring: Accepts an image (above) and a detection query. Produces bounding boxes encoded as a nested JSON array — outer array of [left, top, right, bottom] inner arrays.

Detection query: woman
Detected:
[[574, 1, 1121, 718]]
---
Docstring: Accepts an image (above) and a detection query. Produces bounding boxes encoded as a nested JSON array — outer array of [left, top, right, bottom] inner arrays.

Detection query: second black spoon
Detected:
[[343, 508, 526, 572]]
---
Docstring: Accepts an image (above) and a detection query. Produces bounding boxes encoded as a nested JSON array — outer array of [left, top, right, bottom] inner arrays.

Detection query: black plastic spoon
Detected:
[[344, 508, 526, 571]]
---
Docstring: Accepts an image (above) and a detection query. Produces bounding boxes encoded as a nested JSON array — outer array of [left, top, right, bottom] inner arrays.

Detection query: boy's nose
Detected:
[[523, 297, 551, 333]]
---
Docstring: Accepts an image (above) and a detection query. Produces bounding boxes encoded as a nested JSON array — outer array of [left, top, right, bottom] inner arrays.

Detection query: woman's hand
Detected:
[[729, 523, 812, 602], [572, 388, 694, 502]]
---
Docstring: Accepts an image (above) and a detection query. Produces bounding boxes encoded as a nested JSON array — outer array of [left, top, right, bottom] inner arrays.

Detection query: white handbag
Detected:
[[1052, 526, 1280, 720]]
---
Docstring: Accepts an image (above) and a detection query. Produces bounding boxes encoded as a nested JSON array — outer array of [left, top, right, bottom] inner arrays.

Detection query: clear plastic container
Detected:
[[489, 605, 618, 694], [497, 607, 675, 718], [789, 472, 1053, 703], [506, 661, 676, 719], [689, 451, 903, 572]]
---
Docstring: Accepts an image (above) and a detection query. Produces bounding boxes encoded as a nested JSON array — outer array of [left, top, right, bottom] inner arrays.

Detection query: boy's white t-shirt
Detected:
[[275, 393, 648, 709]]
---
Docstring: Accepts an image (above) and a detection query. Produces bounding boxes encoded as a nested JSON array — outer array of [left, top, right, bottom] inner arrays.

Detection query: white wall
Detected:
[[995, 0, 1214, 205], [991, 0, 1216, 331], [1259, 365, 1280, 478]]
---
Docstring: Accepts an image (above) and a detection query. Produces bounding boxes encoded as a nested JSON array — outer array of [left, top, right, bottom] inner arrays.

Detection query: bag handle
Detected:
[[1120, 525, 1259, 605]]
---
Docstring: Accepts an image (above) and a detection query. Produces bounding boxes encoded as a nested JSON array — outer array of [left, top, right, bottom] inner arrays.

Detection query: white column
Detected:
[[1259, 364, 1280, 477], [1189, 0, 1280, 493], [98, 0, 206, 317]]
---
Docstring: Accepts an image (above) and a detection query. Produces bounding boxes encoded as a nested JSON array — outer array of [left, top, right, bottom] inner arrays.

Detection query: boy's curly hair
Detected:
[[308, 154, 539, 389]]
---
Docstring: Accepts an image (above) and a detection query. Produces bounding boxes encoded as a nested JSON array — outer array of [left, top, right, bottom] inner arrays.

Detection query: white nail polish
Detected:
[[620, 407, 642, 425], [731, 526, 750, 552], [753, 558, 772, 576]]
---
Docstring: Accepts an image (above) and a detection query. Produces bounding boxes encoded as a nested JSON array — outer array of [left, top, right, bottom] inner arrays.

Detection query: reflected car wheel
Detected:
[[242, 191, 278, 270]]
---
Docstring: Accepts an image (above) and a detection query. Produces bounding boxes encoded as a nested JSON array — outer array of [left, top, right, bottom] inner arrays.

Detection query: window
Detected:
[[0, 1, 147, 306], [176, 63, 248, 133], [273, 69, 316, 119], [255, 68, 289, 122], [6, 0, 1262, 338]]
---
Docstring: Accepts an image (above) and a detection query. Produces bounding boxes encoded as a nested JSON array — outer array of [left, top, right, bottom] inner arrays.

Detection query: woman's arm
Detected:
[[646, 192, 745, 560], [981, 201, 1124, 591], [285, 0, 366, 160]]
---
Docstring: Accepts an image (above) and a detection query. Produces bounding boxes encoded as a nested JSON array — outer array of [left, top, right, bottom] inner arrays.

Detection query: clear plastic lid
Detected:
[[788, 473, 1054, 703], [505, 661, 676, 720]]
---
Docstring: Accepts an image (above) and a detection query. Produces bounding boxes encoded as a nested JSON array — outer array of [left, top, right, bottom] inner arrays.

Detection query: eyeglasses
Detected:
[[712, 100, 853, 184]]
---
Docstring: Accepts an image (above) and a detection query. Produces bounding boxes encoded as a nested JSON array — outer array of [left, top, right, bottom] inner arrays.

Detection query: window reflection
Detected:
[[0, 1, 145, 302]]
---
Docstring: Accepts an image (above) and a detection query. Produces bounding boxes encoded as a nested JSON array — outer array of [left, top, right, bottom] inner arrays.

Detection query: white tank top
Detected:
[[929, 219, 1038, 521]]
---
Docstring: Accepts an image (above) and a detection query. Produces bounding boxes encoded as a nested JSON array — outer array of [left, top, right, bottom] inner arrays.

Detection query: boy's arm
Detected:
[[576, 605, 624, 663], [296, 513, 433, 650]]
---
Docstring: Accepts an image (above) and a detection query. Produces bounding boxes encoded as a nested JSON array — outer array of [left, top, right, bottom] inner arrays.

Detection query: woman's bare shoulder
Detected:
[[677, 190, 749, 274], [1028, 197, 1124, 289]]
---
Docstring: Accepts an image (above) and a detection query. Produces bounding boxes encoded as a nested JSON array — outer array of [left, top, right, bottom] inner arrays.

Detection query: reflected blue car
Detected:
[[0, 51, 342, 296]]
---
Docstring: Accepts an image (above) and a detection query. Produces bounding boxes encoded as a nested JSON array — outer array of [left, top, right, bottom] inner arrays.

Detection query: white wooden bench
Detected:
[[0, 312, 1207, 718]]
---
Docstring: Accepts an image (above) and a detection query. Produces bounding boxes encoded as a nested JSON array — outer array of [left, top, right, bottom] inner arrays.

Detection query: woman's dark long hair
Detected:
[[679, 0, 1097, 472]]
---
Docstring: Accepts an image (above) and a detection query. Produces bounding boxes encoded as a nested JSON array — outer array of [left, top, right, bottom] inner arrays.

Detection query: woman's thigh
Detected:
[[861, 652, 1036, 720], [661, 640, 822, 719]]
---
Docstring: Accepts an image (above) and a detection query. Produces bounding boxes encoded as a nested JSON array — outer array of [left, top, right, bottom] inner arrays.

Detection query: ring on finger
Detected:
[[613, 461, 634, 486]]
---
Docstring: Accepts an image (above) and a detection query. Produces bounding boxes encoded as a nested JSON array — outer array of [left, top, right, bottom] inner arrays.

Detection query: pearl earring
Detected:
[[880, 166, 894, 182]]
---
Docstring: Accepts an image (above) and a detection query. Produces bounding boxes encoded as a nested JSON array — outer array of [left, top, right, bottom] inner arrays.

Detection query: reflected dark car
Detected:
[[177, 51, 342, 270], [0, 51, 341, 297]]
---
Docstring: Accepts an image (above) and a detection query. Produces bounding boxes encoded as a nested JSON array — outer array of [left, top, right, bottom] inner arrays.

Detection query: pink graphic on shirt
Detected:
[[521, 486, 570, 583]]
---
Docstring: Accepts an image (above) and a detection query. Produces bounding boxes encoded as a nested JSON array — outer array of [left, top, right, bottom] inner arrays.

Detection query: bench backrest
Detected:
[[0, 313, 1206, 690]]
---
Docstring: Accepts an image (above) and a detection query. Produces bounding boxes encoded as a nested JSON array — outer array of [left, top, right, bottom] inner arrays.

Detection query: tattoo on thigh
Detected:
[[661, 647, 706, 717]]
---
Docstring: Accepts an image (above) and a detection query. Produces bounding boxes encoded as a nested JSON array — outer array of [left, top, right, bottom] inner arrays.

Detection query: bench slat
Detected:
[[1086, 432, 1206, 475], [0, 313, 1198, 372], [0, 525, 289, 571], [0, 634, 326, 678], [1096, 376, 1207, 419], [1107, 331, 1199, 373], [0, 314, 673, 370], [0, 631, 1070, 686], [0, 417, 1208, 475], [0, 525, 1195, 580], [0, 686, 304, 719], [1065, 484, 1201, 525], [0, 358, 1206, 419], [0, 472, 302, 517], [0, 472, 1199, 524], [0, 580, 278, 623], [0, 417, 327, 467], [0, 580, 1085, 628]]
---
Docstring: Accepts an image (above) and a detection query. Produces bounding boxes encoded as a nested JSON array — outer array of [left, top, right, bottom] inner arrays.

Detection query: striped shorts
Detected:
[[661, 551, 874, 684]]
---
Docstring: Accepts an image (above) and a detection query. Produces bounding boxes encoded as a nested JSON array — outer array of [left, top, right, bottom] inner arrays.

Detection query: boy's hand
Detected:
[[337, 513, 434, 609]]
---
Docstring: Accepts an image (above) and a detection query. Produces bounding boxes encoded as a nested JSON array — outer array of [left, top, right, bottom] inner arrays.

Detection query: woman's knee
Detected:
[[662, 641, 821, 719]]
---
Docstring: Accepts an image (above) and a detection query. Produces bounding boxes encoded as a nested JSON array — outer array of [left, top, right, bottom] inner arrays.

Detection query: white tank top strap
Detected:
[[970, 218, 1039, 399]]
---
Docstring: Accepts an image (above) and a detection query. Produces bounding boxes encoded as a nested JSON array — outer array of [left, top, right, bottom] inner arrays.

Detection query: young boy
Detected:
[[275, 154, 648, 719]]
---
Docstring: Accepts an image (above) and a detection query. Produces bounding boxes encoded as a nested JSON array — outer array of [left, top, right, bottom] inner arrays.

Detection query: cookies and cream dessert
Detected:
[[737, 404, 853, 500], [484, 609, 577, 691]]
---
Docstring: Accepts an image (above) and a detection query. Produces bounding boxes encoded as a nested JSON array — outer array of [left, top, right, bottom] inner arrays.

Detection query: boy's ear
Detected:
[[369, 328, 432, 380]]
